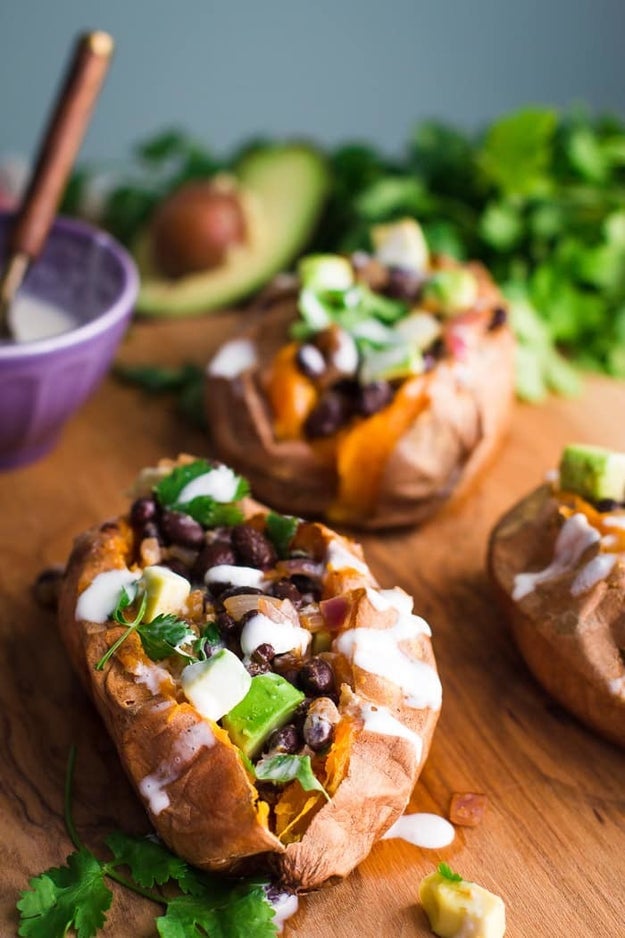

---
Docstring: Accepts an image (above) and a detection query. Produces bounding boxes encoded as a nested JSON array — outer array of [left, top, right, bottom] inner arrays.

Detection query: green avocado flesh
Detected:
[[222, 672, 304, 758], [134, 143, 329, 316], [559, 443, 625, 502]]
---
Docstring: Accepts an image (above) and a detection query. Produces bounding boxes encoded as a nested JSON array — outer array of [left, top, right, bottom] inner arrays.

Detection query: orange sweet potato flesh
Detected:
[[58, 458, 440, 890], [488, 483, 625, 748], [205, 268, 514, 529]]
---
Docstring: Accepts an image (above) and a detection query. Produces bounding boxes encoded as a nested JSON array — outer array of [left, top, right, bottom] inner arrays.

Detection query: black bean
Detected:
[[231, 525, 277, 569], [303, 711, 334, 751], [385, 265, 423, 301], [289, 575, 321, 602], [140, 520, 163, 543], [130, 496, 158, 528], [271, 578, 303, 606], [252, 643, 276, 664], [161, 510, 205, 549], [304, 391, 353, 438], [488, 306, 508, 331], [32, 565, 65, 609], [193, 541, 236, 579], [356, 380, 394, 416], [265, 724, 300, 755], [161, 558, 190, 580], [215, 611, 238, 636], [596, 498, 619, 513], [246, 659, 270, 677], [298, 657, 335, 696]]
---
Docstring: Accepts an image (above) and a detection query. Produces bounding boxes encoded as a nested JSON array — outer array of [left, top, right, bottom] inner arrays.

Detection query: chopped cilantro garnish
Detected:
[[265, 511, 299, 559], [438, 862, 463, 883], [254, 754, 330, 801], [95, 590, 195, 670]]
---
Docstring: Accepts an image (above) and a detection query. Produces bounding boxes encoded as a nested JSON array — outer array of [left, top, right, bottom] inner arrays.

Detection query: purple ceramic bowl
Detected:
[[0, 213, 139, 470]]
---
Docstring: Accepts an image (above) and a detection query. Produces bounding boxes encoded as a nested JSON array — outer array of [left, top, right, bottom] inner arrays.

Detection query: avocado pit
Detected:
[[149, 178, 248, 278]]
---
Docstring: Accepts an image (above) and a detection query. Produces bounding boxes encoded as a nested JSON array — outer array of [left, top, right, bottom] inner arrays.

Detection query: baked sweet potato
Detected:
[[488, 444, 625, 748], [205, 220, 515, 529], [58, 455, 441, 889]]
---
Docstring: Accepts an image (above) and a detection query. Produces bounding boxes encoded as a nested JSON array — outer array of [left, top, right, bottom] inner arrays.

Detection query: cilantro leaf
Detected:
[[154, 460, 217, 506], [254, 754, 330, 801], [265, 512, 299, 559], [438, 862, 463, 883], [154, 461, 248, 527], [95, 591, 148, 671], [137, 614, 196, 661], [156, 880, 277, 938], [176, 496, 245, 528], [105, 832, 190, 889], [193, 621, 224, 660], [17, 848, 112, 938], [478, 107, 557, 196]]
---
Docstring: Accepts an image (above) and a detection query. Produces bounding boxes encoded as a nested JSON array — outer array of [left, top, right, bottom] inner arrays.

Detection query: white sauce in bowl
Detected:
[[8, 293, 78, 342]]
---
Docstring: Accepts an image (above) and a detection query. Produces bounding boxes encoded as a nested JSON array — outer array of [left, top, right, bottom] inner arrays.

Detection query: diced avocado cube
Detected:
[[394, 311, 442, 350], [422, 269, 478, 316], [139, 565, 191, 621], [419, 870, 506, 938], [371, 219, 430, 272], [559, 443, 625, 502], [360, 344, 424, 384], [181, 649, 252, 722], [298, 254, 355, 292], [222, 672, 304, 758]]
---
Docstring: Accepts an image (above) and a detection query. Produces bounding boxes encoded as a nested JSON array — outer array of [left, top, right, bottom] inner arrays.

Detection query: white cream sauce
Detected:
[[207, 337, 257, 377], [7, 293, 78, 342], [269, 891, 299, 933], [326, 540, 369, 576], [332, 329, 359, 375], [131, 660, 174, 695], [603, 515, 625, 530], [204, 564, 266, 590], [240, 612, 312, 657], [512, 513, 600, 601], [367, 586, 432, 638], [382, 812, 455, 849], [571, 553, 617, 597], [336, 617, 442, 711], [138, 720, 215, 816], [177, 465, 241, 504], [75, 568, 139, 623], [359, 700, 423, 762]]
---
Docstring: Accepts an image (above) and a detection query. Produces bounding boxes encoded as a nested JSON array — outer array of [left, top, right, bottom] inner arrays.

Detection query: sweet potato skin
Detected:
[[488, 484, 625, 748], [58, 464, 440, 889], [205, 274, 515, 530]]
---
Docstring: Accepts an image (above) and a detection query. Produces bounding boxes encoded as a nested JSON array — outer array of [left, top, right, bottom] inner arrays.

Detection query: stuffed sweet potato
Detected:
[[58, 455, 441, 889], [205, 219, 515, 529], [488, 443, 625, 748]]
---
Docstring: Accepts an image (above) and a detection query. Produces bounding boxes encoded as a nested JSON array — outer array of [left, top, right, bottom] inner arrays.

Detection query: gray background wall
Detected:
[[2, 0, 625, 165]]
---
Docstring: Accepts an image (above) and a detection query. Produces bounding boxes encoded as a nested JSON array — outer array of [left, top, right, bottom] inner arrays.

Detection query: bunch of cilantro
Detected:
[[313, 107, 625, 398], [64, 107, 625, 400]]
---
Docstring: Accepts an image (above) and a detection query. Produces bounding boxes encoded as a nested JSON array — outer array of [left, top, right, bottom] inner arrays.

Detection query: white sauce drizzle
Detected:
[[75, 568, 139, 623], [359, 701, 423, 762], [8, 293, 78, 342], [336, 617, 442, 711], [207, 338, 257, 377], [512, 513, 600, 601], [332, 329, 359, 374], [571, 553, 617, 596], [269, 892, 299, 933], [603, 515, 625, 530], [367, 586, 432, 638], [131, 660, 173, 695], [138, 721, 215, 816], [240, 612, 312, 657], [382, 812, 455, 849], [177, 465, 240, 504], [608, 676, 625, 699], [326, 540, 369, 575], [204, 564, 266, 589]]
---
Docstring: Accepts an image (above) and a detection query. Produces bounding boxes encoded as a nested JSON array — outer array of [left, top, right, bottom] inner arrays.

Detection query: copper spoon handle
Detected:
[[0, 31, 114, 335]]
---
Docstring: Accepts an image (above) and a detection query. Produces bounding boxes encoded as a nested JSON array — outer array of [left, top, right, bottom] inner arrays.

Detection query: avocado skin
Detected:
[[222, 672, 304, 758], [134, 143, 329, 317]]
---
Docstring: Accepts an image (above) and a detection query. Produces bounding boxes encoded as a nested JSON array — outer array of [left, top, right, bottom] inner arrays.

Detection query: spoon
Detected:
[[0, 31, 114, 340]]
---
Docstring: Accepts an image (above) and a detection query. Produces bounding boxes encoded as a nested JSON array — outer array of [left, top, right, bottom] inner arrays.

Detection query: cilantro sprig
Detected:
[[94, 586, 196, 671], [17, 748, 279, 938], [254, 753, 330, 802], [265, 511, 299, 559], [437, 862, 463, 883]]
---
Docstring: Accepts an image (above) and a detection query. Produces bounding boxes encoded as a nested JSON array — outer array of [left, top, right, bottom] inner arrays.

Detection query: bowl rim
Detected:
[[0, 213, 139, 360]]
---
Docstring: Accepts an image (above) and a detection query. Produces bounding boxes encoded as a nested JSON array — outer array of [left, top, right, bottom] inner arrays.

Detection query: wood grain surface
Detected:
[[1, 312, 624, 937]]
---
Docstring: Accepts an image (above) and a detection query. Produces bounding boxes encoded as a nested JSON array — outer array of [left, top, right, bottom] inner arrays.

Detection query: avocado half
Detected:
[[134, 143, 329, 316]]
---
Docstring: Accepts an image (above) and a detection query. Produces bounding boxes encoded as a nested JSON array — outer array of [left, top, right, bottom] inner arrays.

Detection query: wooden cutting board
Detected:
[[1, 312, 624, 937]]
